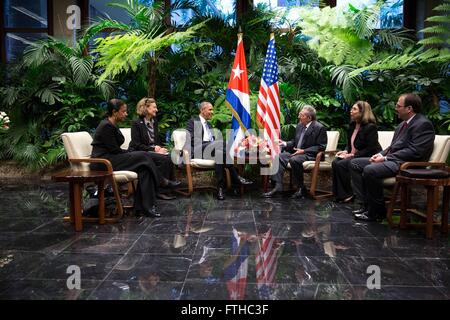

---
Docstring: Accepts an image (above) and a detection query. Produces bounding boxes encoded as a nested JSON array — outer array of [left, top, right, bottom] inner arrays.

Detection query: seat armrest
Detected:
[[182, 150, 191, 165], [69, 158, 114, 173], [314, 151, 324, 165], [400, 162, 447, 170]]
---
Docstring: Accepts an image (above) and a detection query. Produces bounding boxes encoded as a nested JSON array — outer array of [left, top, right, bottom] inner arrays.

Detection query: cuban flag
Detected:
[[225, 34, 251, 157], [223, 227, 249, 300]]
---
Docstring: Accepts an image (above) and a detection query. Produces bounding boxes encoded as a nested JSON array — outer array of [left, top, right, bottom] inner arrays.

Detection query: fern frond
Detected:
[[421, 25, 448, 34], [70, 56, 93, 85]]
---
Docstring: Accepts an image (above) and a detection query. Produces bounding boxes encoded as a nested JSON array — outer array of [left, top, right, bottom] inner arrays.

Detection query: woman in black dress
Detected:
[[91, 99, 174, 217], [331, 101, 382, 203]]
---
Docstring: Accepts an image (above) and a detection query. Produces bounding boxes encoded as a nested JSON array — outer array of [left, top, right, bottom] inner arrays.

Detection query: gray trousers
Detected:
[[350, 157, 399, 217], [272, 151, 315, 189]]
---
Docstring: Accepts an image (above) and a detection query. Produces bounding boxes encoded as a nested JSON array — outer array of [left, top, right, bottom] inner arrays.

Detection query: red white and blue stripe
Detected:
[[224, 227, 249, 300], [226, 34, 251, 157], [256, 34, 281, 157]]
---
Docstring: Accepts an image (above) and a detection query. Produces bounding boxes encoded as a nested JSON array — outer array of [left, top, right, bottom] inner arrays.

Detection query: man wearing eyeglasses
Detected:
[[350, 93, 435, 222]]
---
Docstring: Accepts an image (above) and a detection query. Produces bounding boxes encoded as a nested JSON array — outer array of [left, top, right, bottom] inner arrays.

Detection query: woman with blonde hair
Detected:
[[129, 97, 180, 200], [332, 101, 381, 203]]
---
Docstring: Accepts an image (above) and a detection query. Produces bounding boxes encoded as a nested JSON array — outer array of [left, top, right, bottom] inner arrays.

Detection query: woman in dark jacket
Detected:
[[128, 98, 178, 200], [91, 99, 172, 217], [332, 101, 381, 203]]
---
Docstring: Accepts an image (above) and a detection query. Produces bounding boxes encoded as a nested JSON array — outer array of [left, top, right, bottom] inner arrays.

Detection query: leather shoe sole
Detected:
[[352, 207, 367, 215], [262, 190, 280, 198], [354, 212, 377, 222], [291, 192, 305, 199], [166, 180, 181, 188], [157, 193, 176, 200], [238, 179, 253, 185]]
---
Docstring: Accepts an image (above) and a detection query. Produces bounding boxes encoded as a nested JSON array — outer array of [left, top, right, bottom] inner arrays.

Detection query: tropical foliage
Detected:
[[0, 0, 449, 171]]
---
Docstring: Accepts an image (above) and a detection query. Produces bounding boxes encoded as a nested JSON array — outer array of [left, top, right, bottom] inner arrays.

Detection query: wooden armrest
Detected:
[[182, 150, 191, 165], [400, 162, 447, 170], [69, 158, 114, 173], [314, 151, 324, 165]]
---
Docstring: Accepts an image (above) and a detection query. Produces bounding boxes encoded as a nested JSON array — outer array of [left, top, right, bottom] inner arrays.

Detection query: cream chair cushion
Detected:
[[61, 131, 137, 182], [287, 131, 340, 171], [172, 129, 216, 168], [119, 128, 131, 150], [378, 131, 395, 151]]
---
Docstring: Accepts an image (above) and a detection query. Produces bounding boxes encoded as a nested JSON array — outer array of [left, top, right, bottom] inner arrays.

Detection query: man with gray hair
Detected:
[[263, 105, 327, 199]]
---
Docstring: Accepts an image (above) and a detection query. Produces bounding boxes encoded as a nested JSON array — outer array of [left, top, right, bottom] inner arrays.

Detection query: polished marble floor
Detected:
[[0, 180, 449, 300]]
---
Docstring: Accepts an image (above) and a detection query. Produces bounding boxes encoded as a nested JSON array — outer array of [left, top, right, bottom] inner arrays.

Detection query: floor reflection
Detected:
[[0, 181, 448, 300]]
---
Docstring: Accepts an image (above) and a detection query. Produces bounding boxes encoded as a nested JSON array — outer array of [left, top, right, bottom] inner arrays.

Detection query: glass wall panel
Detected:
[[89, 0, 132, 24], [336, 0, 403, 29], [5, 32, 48, 62], [253, 0, 319, 28], [4, 0, 48, 28], [171, 0, 235, 26]]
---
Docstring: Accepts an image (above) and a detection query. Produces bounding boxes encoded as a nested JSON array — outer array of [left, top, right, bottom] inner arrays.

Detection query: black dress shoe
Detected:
[[237, 176, 253, 185], [354, 211, 377, 222], [336, 195, 354, 203], [142, 205, 161, 218], [352, 206, 367, 215], [291, 188, 305, 199], [216, 187, 225, 200], [166, 179, 181, 188], [262, 188, 281, 198], [156, 193, 176, 200]]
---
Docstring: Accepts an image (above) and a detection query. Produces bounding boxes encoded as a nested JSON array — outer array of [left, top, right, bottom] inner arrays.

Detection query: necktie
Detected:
[[296, 125, 306, 149], [205, 121, 214, 142], [387, 121, 408, 154], [393, 121, 408, 143], [146, 122, 155, 144]]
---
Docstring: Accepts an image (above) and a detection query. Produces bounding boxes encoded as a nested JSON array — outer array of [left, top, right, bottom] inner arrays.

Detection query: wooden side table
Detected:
[[52, 170, 112, 232]]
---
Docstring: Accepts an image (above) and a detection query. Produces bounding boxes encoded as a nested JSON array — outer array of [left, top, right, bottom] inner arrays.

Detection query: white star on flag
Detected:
[[232, 64, 244, 79]]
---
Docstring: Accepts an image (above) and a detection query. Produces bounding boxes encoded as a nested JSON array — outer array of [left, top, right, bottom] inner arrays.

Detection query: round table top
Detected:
[[52, 170, 112, 182]]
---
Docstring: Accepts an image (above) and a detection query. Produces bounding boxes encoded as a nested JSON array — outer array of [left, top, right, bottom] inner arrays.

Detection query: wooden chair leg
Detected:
[[97, 180, 105, 225], [399, 184, 408, 229], [185, 164, 193, 195], [309, 168, 319, 198], [111, 178, 123, 218], [72, 182, 83, 232], [441, 186, 449, 234], [387, 182, 400, 227], [425, 186, 436, 239], [68, 182, 75, 223]]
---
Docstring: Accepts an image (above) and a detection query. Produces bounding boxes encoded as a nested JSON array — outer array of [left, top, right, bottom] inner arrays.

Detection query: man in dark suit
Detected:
[[263, 105, 327, 199], [186, 101, 253, 200], [350, 93, 435, 221], [129, 98, 180, 200]]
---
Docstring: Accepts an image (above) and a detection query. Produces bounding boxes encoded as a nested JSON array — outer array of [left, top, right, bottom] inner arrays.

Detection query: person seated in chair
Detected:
[[186, 101, 253, 200], [262, 105, 327, 199], [350, 93, 435, 222], [128, 97, 180, 200], [332, 101, 381, 203], [90, 99, 179, 218]]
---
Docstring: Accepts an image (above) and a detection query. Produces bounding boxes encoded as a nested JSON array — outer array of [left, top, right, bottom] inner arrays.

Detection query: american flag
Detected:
[[255, 228, 278, 299], [256, 33, 281, 157], [223, 227, 249, 300]]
